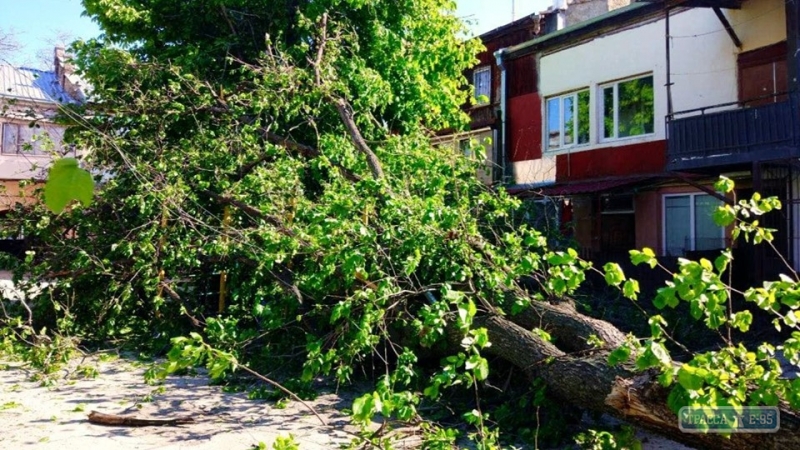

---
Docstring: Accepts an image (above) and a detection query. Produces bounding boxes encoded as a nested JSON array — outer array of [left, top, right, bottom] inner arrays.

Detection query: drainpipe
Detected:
[[495, 48, 508, 183], [665, 5, 673, 117]]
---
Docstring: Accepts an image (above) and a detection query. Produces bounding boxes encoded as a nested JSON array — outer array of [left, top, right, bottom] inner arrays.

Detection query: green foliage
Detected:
[[271, 434, 300, 450], [0, 319, 79, 385], [605, 182, 800, 417], [574, 426, 641, 450]]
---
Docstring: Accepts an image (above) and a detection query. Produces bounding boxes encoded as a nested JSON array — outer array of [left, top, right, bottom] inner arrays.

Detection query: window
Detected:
[[458, 133, 492, 159], [1, 123, 64, 155], [601, 75, 654, 140], [663, 193, 724, 256], [473, 66, 491, 105], [546, 89, 589, 150]]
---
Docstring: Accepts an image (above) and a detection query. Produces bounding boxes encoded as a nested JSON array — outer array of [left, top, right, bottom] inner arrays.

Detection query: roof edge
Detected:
[[502, 1, 665, 60]]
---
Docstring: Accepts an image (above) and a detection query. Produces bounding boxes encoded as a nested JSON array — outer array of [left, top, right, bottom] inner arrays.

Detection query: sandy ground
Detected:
[[0, 356, 364, 450], [0, 354, 699, 450]]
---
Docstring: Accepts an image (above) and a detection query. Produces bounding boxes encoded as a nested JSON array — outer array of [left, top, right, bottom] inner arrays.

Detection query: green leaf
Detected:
[[730, 311, 753, 332], [603, 262, 625, 287], [423, 383, 440, 399], [466, 355, 490, 381], [714, 176, 735, 194], [622, 279, 640, 300], [649, 342, 671, 365], [608, 346, 631, 366], [714, 251, 732, 274], [351, 393, 375, 423], [630, 248, 657, 268], [677, 364, 706, 390], [44, 158, 94, 213], [667, 387, 690, 414]]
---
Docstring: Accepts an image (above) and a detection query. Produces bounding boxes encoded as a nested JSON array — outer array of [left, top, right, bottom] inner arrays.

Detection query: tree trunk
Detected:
[[474, 314, 800, 450]]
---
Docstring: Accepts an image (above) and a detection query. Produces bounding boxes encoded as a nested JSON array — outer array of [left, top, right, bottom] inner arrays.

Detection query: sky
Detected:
[[0, 0, 101, 67], [457, 0, 553, 36], [0, 0, 553, 67]]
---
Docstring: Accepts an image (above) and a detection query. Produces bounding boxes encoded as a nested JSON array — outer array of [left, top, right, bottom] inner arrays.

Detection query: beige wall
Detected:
[[0, 98, 64, 181], [726, 0, 786, 53], [0, 180, 40, 211]]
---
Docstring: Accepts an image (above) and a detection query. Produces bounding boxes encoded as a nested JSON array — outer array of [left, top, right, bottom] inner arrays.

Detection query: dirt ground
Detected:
[[0, 354, 697, 450]]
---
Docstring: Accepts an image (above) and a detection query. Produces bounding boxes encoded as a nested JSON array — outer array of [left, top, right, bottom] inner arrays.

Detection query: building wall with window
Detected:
[[539, 6, 739, 173], [433, 15, 543, 185], [524, 0, 788, 260], [431, 128, 495, 185]]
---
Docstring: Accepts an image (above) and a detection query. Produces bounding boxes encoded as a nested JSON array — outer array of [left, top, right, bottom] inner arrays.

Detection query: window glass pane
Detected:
[[618, 76, 654, 138], [38, 126, 64, 155], [665, 195, 691, 256], [18, 125, 37, 154], [694, 195, 723, 251], [547, 98, 561, 150], [459, 138, 471, 158], [577, 90, 590, 144], [603, 86, 615, 139], [2, 124, 18, 154], [563, 95, 575, 146], [474, 68, 490, 104]]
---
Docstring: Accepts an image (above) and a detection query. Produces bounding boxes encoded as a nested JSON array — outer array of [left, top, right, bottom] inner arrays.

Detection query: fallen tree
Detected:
[[3, 1, 800, 448]]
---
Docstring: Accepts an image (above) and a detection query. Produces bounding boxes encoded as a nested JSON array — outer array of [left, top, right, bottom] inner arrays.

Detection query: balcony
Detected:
[[666, 93, 800, 171]]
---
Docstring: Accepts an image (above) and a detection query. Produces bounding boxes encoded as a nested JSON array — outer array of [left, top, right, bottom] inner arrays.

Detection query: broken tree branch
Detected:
[[333, 97, 385, 180], [88, 411, 195, 427], [474, 313, 800, 450]]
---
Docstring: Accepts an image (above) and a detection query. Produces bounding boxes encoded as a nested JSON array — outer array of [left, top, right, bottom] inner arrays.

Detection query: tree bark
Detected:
[[473, 313, 800, 450], [509, 299, 627, 352]]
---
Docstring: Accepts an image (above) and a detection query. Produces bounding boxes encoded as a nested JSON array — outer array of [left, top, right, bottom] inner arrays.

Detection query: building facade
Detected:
[[491, 0, 797, 281]]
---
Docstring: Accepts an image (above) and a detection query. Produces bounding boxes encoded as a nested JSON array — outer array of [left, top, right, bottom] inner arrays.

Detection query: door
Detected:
[[738, 41, 788, 106]]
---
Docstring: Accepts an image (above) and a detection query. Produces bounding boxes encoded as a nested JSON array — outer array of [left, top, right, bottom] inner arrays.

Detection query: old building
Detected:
[[0, 47, 85, 209]]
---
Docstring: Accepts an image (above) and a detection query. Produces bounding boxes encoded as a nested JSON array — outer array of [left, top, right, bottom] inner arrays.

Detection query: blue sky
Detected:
[[0, 0, 552, 67], [0, 0, 100, 67], [457, 0, 552, 36]]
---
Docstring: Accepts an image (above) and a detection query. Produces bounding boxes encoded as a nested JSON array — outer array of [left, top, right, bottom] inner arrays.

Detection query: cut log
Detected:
[[87, 410, 196, 427]]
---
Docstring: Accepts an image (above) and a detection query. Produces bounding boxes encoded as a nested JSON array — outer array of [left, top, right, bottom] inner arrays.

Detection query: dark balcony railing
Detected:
[[667, 92, 800, 171]]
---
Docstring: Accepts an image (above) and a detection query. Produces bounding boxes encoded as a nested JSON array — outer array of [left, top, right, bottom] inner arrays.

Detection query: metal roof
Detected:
[[0, 65, 77, 104]]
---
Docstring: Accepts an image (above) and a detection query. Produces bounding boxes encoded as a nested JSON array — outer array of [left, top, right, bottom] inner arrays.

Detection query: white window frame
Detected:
[[473, 66, 491, 105], [1, 122, 64, 156], [545, 88, 590, 152], [662, 193, 726, 256], [599, 74, 654, 142]]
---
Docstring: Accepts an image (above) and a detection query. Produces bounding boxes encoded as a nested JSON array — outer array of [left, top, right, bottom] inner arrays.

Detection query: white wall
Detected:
[[538, 2, 787, 157], [512, 157, 557, 186]]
